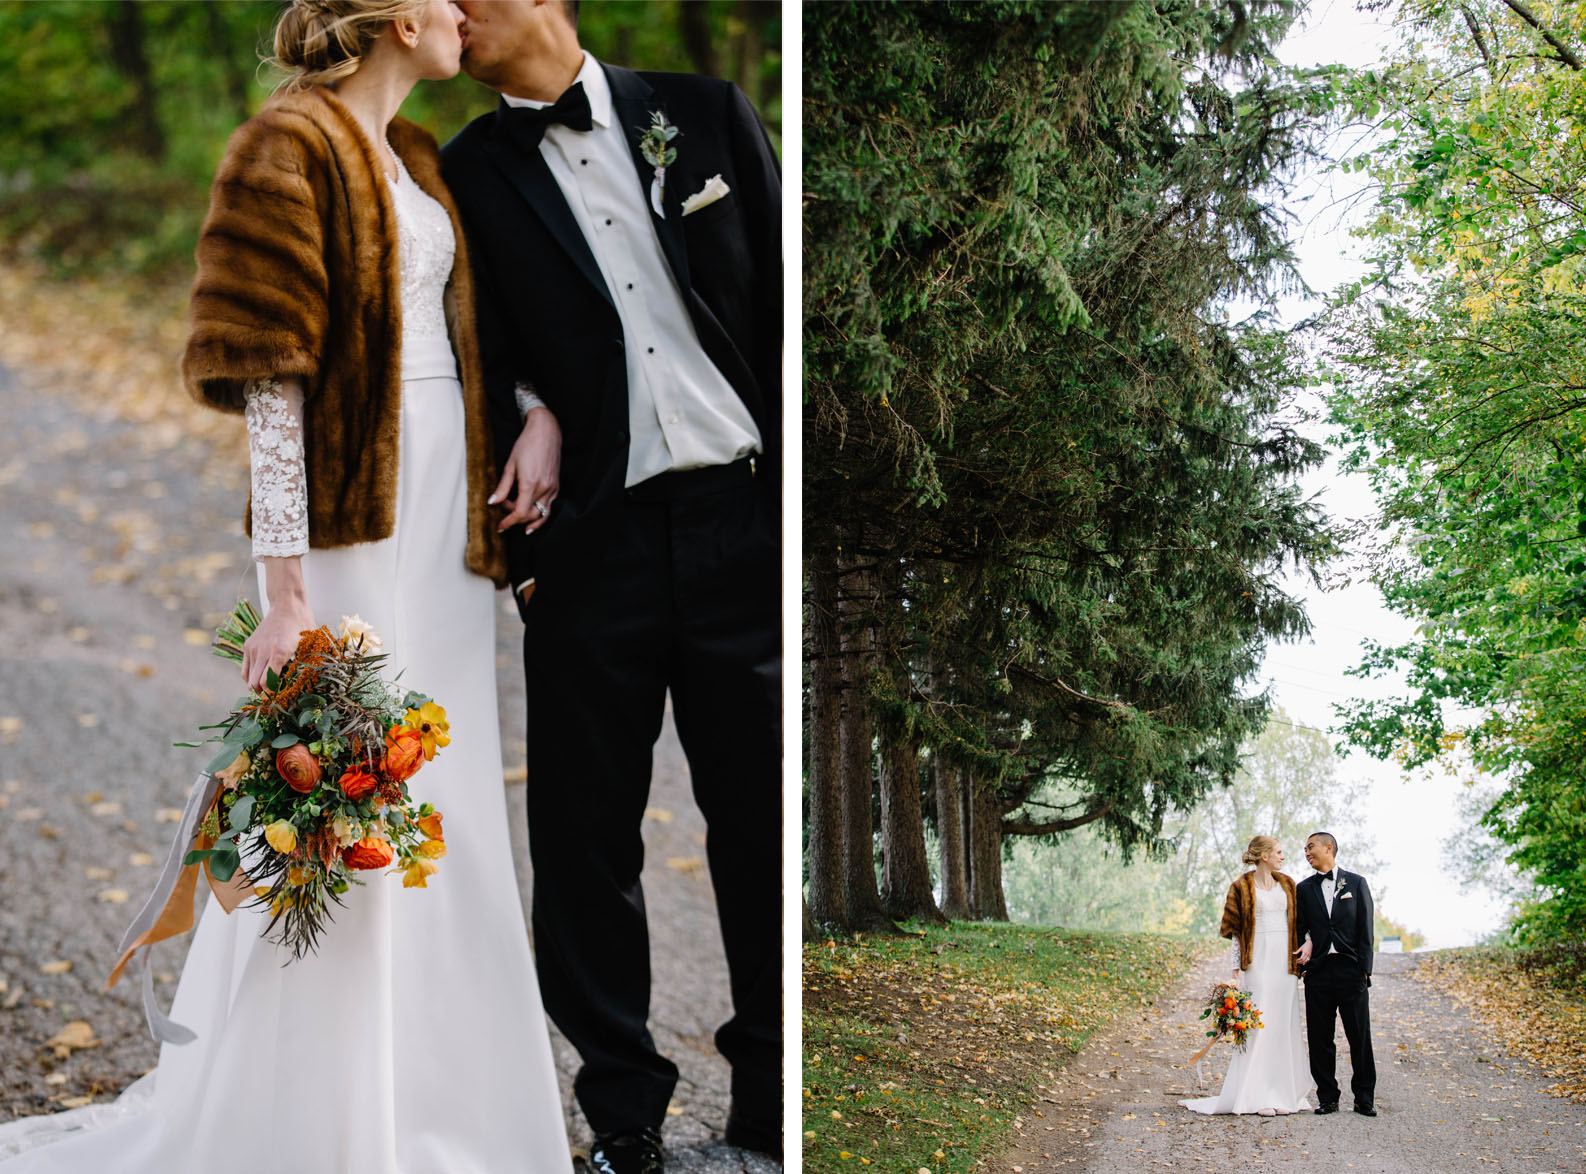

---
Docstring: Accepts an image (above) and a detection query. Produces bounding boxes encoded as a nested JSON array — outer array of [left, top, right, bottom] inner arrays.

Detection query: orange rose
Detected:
[[416, 812, 444, 841], [383, 727, 424, 782], [342, 836, 394, 870], [276, 744, 322, 793], [339, 766, 378, 802]]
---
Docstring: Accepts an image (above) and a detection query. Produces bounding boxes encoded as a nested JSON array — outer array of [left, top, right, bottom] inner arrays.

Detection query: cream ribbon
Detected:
[[106, 771, 253, 1043]]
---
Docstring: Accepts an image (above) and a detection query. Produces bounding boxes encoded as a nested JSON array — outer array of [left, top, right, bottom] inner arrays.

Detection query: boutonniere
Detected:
[[638, 110, 680, 218]]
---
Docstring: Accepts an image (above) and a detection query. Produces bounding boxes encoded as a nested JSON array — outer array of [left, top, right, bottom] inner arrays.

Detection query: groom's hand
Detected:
[[491, 405, 561, 533]]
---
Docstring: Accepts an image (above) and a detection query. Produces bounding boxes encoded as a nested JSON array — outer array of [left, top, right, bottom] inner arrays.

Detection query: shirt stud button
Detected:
[[647, 346, 655, 354], [605, 218, 612, 226], [581, 159, 588, 165]]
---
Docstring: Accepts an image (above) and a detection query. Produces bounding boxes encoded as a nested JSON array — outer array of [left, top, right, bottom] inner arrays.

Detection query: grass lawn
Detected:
[[802, 921, 1222, 1174]]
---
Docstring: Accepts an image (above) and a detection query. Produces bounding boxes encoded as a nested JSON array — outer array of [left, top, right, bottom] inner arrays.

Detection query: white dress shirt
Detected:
[[1312, 866, 1342, 955], [504, 53, 761, 488]]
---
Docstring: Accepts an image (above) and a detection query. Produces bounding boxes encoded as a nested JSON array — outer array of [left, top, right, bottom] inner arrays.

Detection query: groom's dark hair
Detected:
[[1308, 831, 1338, 853], [562, 1, 579, 29]]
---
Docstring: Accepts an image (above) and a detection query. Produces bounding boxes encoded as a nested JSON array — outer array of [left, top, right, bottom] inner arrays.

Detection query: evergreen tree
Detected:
[[804, 0, 1335, 929]]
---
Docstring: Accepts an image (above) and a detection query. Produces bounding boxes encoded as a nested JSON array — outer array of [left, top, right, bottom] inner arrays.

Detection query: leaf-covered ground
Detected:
[[801, 922, 1222, 1174], [1415, 947, 1586, 1103]]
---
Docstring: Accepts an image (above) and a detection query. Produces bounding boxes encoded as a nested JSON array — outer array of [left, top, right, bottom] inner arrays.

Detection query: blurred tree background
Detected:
[[0, 0, 780, 279]]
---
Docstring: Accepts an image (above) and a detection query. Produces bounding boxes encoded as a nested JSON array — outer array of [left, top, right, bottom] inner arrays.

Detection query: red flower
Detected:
[[342, 836, 394, 871], [382, 727, 424, 782], [276, 744, 322, 793], [338, 766, 377, 802]]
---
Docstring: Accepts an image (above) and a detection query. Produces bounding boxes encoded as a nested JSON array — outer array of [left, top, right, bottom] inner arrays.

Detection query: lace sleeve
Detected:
[[514, 381, 547, 417], [242, 377, 309, 559], [1228, 933, 1242, 973]]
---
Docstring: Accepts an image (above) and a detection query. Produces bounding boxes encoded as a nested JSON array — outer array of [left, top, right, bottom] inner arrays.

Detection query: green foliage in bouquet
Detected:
[[177, 602, 450, 958]]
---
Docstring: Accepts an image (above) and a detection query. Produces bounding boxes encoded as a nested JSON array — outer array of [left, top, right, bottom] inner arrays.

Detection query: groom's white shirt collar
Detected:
[[501, 51, 613, 129]]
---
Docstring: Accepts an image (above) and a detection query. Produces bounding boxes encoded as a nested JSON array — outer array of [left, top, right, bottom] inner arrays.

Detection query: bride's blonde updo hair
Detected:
[[268, 0, 429, 93], [1242, 835, 1278, 867]]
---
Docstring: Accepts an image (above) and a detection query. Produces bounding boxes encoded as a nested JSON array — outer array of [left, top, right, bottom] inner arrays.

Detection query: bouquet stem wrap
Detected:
[[105, 771, 252, 1043]]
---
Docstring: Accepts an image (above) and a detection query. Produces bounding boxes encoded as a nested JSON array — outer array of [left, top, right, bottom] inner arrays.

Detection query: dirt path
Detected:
[[0, 344, 774, 1172], [996, 952, 1586, 1173]]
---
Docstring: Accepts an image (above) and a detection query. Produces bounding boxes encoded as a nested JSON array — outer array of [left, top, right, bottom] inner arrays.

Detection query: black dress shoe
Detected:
[[724, 1103, 781, 1156], [1314, 1101, 1340, 1115], [585, 1127, 664, 1174], [1353, 1102, 1377, 1116]]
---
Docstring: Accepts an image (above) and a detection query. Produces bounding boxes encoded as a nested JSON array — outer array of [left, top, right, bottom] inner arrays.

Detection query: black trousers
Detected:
[[1304, 955, 1376, 1106], [522, 463, 781, 1134]]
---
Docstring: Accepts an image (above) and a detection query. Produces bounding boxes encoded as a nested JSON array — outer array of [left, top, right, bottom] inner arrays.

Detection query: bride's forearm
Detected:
[[260, 556, 308, 607]]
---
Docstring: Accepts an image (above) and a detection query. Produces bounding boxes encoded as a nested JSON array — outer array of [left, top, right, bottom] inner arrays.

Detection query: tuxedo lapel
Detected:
[[606, 65, 692, 295], [482, 103, 614, 312]]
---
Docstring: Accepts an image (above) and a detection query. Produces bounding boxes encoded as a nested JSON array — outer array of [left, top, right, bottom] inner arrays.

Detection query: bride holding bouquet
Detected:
[[1181, 835, 1312, 1117], [0, 1, 571, 1170]]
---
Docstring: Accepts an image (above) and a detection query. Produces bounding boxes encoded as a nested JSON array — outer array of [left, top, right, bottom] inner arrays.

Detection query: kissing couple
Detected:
[[0, 2, 780, 1173], [1181, 832, 1378, 1118]]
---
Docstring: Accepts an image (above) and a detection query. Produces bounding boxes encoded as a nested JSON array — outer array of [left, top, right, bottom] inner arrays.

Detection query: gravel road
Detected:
[[996, 951, 1586, 1174], [0, 354, 778, 1173]]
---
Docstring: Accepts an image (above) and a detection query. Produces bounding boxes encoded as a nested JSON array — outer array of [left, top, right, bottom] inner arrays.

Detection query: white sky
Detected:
[[1247, 0, 1514, 948]]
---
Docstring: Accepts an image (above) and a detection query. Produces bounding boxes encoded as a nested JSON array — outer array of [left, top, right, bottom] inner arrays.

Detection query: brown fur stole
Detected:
[[182, 86, 505, 586]]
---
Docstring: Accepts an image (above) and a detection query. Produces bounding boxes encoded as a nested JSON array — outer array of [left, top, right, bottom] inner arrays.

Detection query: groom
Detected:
[[441, 1, 781, 1169], [1294, 831, 1377, 1116]]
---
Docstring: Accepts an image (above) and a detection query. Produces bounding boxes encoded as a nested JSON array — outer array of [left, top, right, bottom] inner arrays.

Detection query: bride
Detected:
[[1180, 835, 1312, 1117], [0, 1, 571, 1170]]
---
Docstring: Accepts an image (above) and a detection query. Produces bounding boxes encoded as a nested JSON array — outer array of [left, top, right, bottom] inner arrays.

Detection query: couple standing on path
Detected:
[[0, 1, 780, 1173], [1182, 832, 1377, 1119]]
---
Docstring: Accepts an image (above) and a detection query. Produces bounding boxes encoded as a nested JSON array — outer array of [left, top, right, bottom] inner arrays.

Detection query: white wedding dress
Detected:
[[0, 152, 573, 1173], [1181, 879, 1312, 1115]]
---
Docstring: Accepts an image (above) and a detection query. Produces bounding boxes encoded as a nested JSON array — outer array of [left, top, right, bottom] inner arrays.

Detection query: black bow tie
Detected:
[[1323, 870, 1336, 883], [502, 82, 593, 149]]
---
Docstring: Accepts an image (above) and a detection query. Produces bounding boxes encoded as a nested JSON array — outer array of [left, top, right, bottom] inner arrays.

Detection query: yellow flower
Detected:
[[401, 857, 440, 888], [253, 885, 271, 899], [264, 821, 297, 855], [287, 865, 311, 886], [417, 838, 447, 860], [404, 702, 451, 760]]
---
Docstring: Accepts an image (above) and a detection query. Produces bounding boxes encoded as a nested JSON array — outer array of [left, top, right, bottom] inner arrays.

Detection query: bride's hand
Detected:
[[491, 405, 561, 534], [242, 571, 315, 693], [1231, 969, 1242, 986], [1295, 940, 1313, 965]]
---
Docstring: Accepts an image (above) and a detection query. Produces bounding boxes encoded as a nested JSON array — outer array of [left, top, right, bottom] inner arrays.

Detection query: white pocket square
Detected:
[[1339, 892, 1354, 899], [682, 174, 731, 216]]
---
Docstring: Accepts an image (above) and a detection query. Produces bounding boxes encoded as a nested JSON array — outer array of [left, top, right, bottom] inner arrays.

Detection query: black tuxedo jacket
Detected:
[[441, 64, 781, 601], [1296, 868, 1375, 978]]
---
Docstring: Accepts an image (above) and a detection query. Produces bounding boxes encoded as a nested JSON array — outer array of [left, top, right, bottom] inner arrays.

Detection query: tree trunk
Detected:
[[838, 564, 893, 932], [935, 761, 971, 920], [678, 1, 720, 78], [879, 729, 947, 924], [730, 0, 776, 110], [804, 549, 846, 927], [106, 0, 166, 162], [966, 776, 1009, 921], [802, 896, 820, 943], [201, 3, 252, 126]]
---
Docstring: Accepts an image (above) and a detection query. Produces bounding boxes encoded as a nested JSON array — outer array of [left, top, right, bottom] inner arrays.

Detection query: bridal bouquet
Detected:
[[185, 601, 450, 957], [1200, 982, 1264, 1050]]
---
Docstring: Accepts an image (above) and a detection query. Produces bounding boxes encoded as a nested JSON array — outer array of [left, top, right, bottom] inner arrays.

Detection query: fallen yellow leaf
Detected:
[[44, 1021, 99, 1058], [98, 889, 130, 904]]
